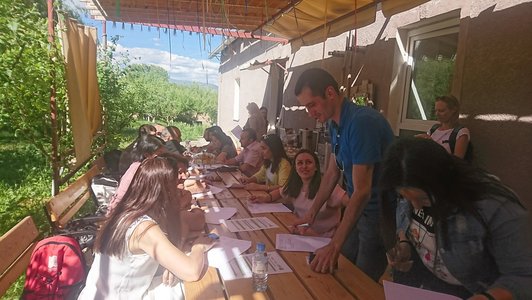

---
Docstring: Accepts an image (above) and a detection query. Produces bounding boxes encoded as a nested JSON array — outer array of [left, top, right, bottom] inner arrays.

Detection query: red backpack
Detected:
[[22, 235, 86, 300]]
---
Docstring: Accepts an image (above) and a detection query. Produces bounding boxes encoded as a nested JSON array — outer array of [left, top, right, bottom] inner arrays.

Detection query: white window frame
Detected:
[[399, 18, 460, 132], [233, 78, 240, 121]]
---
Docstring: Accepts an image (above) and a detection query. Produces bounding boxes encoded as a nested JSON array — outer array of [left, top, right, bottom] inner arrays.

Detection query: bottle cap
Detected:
[[256, 242, 266, 252]]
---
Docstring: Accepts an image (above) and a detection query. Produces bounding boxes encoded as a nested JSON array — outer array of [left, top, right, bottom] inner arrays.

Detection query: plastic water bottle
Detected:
[[252, 242, 268, 292]]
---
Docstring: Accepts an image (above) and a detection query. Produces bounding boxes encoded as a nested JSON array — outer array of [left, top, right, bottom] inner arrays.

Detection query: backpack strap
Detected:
[[429, 123, 441, 136], [448, 125, 464, 154]]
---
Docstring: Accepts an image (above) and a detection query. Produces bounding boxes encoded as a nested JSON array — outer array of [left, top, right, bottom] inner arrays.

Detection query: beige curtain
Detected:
[[61, 18, 102, 166]]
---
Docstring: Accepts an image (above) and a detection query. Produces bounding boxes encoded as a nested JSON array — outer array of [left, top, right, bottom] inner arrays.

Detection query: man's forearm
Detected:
[[309, 160, 340, 218], [332, 189, 371, 247]]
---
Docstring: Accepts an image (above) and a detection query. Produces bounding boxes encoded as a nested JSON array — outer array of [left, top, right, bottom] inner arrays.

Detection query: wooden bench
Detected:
[[0, 216, 40, 296], [44, 157, 105, 231]]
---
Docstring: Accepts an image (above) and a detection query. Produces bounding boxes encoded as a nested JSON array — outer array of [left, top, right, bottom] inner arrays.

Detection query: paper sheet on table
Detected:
[[205, 207, 237, 224], [231, 125, 243, 139], [187, 174, 209, 180], [247, 202, 292, 214], [207, 185, 224, 194], [223, 217, 278, 232], [275, 234, 331, 252], [217, 251, 292, 280], [207, 236, 251, 269], [225, 182, 244, 189], [205, 164, 224, 170], [383, 281, 461, 300], [191, 185, 224, 198]]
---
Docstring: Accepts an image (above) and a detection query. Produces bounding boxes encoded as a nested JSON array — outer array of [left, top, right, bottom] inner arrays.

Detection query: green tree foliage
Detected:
[[120, 63, 218, 125], [0, 0, 71, 160], [100, 53, 218, 149], [407, 57, 455, 120], [96, 37, 135, 149]]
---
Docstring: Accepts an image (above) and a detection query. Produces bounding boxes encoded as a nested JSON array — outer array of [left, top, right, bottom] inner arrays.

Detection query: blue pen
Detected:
[[207, 233, 220, 240]]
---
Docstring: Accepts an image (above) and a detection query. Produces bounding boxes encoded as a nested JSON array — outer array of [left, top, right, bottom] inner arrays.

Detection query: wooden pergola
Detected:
[[80, 0, 429, 45], [45, 0, 428, 193]]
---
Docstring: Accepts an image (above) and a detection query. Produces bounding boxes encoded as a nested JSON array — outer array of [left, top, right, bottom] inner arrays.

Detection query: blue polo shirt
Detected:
[[329, 99, 394, 212]]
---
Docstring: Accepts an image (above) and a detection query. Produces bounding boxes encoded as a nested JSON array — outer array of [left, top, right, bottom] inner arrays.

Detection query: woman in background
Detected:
[[118, 124, 161, 175], [416, 95, 470, 159], [241, 134, 291, 192], [209, 130, 237, 162], [108, 135, 163, 215], [244, 102, 267, 138], [250, 149, 346, 237], [380, 138, 532, 299]]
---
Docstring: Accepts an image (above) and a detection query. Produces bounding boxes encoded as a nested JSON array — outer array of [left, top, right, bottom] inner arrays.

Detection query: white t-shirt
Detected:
[[428, 127, 470, 154], [408, 207, 462, 286]]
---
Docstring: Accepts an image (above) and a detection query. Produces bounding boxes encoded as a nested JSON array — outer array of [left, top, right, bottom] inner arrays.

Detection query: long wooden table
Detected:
[[183, 169, 384, 300]]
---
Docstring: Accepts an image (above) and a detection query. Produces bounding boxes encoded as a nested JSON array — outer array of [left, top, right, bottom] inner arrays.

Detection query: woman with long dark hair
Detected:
[[250, 149, 346, 237], [107, 135, 164, 215], [79, 157, 213, 299], [380, 138, 532, 299], [241, 134, 291, 191], [209, 130, 237, 162]]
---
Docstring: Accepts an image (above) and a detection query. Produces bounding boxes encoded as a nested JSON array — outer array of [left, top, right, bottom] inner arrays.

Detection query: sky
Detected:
[[65, 0, 222, 85]]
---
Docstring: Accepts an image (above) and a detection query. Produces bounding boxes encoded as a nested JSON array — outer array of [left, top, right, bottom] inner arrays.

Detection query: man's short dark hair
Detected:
[[242, 128, 257, 141], [294, 68, 339, 97]]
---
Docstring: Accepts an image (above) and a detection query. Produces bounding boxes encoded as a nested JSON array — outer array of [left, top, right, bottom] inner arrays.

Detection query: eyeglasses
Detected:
[[333, 131, 343, 172]]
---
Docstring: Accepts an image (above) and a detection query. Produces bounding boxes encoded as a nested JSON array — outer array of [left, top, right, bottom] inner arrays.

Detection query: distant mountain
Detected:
[[169, 78, 218, 90]]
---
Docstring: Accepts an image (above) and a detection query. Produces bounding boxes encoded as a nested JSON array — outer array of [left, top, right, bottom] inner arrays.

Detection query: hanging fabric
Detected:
[[115, 0, 120, 17], [321, 0, 329, 62]]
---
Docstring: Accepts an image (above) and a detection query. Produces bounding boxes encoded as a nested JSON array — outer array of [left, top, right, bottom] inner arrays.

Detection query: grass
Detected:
[[0, 135, 51, 236]]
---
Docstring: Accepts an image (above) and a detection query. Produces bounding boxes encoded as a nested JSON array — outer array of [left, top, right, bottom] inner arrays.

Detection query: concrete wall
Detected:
[[217, 0, 532, 208]]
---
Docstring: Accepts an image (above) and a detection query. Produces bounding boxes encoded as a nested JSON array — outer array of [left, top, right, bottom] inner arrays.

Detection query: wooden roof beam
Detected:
[[136, 22, 287, 44]]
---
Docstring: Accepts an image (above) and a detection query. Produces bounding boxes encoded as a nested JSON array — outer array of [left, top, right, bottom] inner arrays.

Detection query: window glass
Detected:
[[406, 31, 458, 121]]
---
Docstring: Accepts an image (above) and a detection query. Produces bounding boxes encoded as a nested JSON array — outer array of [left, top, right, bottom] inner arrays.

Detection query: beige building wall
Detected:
[[217, 0, 532, 209]]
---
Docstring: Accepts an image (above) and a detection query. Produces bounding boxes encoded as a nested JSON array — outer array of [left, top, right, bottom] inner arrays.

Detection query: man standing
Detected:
[[223, 128, 263, 177], [294, 68, 394, 281]]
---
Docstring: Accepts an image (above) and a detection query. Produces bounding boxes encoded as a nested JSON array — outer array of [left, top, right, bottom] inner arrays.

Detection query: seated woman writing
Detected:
[[241, 134, 291, 192], [380, 138, 532, 300], [249, 149, 347, 237], [209, 130, 237, 162], [79, 156, 214, 299]]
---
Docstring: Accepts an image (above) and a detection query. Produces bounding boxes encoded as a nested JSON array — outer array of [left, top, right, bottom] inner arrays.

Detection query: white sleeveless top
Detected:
[[78, 215, 185, 300]]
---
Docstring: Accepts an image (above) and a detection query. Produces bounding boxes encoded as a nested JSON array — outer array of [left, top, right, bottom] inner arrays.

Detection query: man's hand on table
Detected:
[[310, 242, 340, 274]]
